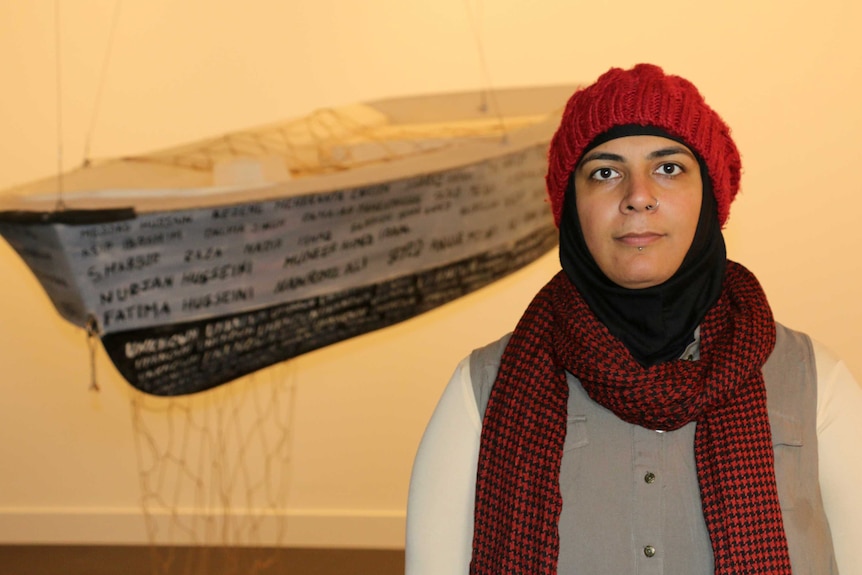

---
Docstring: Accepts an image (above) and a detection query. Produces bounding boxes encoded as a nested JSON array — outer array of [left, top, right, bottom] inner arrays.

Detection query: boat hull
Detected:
[[0, 138, 558, 395]]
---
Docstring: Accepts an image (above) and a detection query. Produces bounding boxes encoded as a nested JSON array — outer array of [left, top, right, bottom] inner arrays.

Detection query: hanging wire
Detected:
[[54, 0, 66, 211], [82, 0, 123, 167], [86, 315, 101, 392], [464, 0, 508, 143]]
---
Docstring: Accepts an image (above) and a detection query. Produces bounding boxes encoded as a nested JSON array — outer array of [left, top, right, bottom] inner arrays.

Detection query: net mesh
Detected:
[[130, 363, 297, 575], [128, 106, 541, 178]]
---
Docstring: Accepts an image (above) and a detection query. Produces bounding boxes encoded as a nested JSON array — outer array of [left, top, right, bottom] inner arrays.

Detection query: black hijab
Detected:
[[559, 125, 727, 366]]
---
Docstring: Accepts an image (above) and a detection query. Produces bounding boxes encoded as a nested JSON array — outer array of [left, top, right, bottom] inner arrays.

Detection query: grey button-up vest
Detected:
[[471, 323, 837, 574]]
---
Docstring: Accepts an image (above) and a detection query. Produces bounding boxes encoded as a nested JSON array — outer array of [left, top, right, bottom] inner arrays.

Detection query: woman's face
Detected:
[[574, 135, 703, 289]]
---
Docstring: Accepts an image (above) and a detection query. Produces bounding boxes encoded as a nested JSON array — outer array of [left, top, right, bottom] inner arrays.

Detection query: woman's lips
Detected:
[[616, 232, 664, 248]]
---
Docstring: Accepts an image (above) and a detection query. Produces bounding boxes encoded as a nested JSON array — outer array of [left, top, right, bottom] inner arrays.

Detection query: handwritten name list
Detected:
[[0, 144, 556, 394]]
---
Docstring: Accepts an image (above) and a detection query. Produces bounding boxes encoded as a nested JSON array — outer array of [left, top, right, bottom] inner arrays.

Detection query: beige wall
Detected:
[[1, 0, 860, 548]]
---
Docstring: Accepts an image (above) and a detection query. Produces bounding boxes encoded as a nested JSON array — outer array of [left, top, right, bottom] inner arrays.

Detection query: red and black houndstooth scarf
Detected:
[[470, 261, 792, 574]]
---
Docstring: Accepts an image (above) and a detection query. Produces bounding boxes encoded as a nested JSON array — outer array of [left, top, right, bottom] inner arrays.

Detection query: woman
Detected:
[[406, 64, 862, 574]]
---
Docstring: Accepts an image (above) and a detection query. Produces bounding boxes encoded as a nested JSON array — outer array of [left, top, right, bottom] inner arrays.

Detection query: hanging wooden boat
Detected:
[[0, 85, 573, 396]]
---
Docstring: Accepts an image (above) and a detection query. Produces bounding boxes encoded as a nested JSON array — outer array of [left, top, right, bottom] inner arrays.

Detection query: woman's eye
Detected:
[[591, 167, 619, 181], [656, 163, 683, 176]]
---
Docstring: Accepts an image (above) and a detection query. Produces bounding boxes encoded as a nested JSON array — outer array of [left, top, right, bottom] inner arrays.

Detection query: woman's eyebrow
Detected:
[[648, 146, 695, 160], [579, 151, 625, 166]]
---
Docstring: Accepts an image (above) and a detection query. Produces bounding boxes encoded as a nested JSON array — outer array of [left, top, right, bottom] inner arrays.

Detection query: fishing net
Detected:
[[2, 95, 553, 201], [132, 104, 538, 179], [129, 363, 297, 575]]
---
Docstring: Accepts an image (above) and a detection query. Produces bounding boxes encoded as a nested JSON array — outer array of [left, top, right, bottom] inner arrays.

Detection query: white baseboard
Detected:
[[0, 507, 406, 549]]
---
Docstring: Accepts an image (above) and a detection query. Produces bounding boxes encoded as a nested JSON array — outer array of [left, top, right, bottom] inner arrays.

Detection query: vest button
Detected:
[[644, 545, 657, 558], [644, 471, 656, 484]]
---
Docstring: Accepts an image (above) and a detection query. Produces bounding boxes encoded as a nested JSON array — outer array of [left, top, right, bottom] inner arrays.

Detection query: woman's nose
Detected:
[[620, 173, 659, 214]]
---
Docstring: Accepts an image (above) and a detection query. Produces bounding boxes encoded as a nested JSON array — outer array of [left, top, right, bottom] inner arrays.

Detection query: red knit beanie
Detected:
[[546, 63, 741, 227]]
